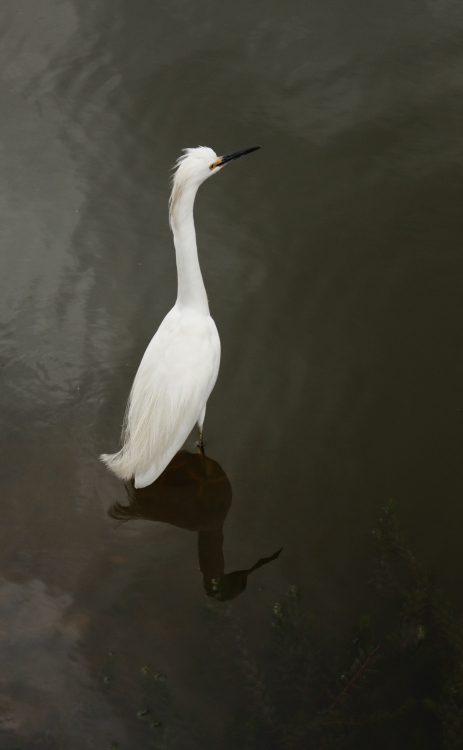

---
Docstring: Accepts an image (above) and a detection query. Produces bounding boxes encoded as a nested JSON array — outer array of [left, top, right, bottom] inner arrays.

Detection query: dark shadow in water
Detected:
[[108, 450, 282, 600]]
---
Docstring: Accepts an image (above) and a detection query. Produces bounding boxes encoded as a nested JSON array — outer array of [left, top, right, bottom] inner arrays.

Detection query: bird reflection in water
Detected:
[[108, 451, 282, 601]]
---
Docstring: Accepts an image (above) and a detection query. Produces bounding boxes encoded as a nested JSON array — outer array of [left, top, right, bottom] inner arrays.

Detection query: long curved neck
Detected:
[[170, 182, 209, 314]]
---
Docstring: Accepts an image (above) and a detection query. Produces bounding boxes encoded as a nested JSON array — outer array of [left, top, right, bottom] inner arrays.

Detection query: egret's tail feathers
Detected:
[[100, 368, 202, 488], [99, 450, 134, 481]]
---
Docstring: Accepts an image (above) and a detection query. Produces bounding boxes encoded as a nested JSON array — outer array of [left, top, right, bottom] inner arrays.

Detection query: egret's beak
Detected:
[[210, 146, 260, 170]]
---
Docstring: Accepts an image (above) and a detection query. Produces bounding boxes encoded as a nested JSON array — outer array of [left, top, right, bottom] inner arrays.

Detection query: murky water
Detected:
[[1, 0, 463, 747]]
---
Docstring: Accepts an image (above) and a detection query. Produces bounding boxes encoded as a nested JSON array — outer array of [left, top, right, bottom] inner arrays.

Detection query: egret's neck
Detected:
[[170, 182, 209, 314]]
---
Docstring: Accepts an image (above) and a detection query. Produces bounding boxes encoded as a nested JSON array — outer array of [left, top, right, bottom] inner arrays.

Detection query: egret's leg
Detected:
[[197, 406, 206, 453]]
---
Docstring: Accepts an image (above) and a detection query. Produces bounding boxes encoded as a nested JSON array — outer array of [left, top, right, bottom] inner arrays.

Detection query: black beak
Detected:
[[219, 146, 260, 165]]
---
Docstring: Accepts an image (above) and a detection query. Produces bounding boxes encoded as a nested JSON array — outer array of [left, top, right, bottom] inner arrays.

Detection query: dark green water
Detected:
[[1, 0, 463, 747]]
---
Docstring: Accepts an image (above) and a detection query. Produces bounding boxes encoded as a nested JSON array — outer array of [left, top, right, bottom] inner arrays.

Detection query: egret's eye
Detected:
[[209, 158, 222, 170]]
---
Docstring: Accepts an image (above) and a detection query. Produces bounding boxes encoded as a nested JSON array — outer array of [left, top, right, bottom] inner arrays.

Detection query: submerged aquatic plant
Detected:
[[95, 502, 463, 750], [197, 501, 463, 750]]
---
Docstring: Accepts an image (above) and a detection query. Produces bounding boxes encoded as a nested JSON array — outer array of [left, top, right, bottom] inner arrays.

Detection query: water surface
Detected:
[[1, 0, 463, 746]]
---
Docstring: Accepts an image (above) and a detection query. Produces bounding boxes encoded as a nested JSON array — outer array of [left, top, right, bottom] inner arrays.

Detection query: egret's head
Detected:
[[169, 145, 260, 224]]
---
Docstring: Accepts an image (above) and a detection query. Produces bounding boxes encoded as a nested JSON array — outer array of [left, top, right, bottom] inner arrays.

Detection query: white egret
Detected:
[[101, 145, 260, 488]]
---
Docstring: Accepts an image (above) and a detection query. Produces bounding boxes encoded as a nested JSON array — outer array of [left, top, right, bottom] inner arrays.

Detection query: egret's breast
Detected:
[[137, 308, 218, 390]]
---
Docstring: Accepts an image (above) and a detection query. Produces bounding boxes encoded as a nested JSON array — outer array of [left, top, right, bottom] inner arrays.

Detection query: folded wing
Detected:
[[101, 308, 220, 488]]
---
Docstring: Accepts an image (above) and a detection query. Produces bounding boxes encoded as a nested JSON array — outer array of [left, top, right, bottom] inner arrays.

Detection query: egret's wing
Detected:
[[101, 308, 220, 487]]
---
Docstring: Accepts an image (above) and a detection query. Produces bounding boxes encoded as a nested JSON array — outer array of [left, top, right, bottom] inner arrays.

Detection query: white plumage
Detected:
[[101, 145, 259, 488]]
